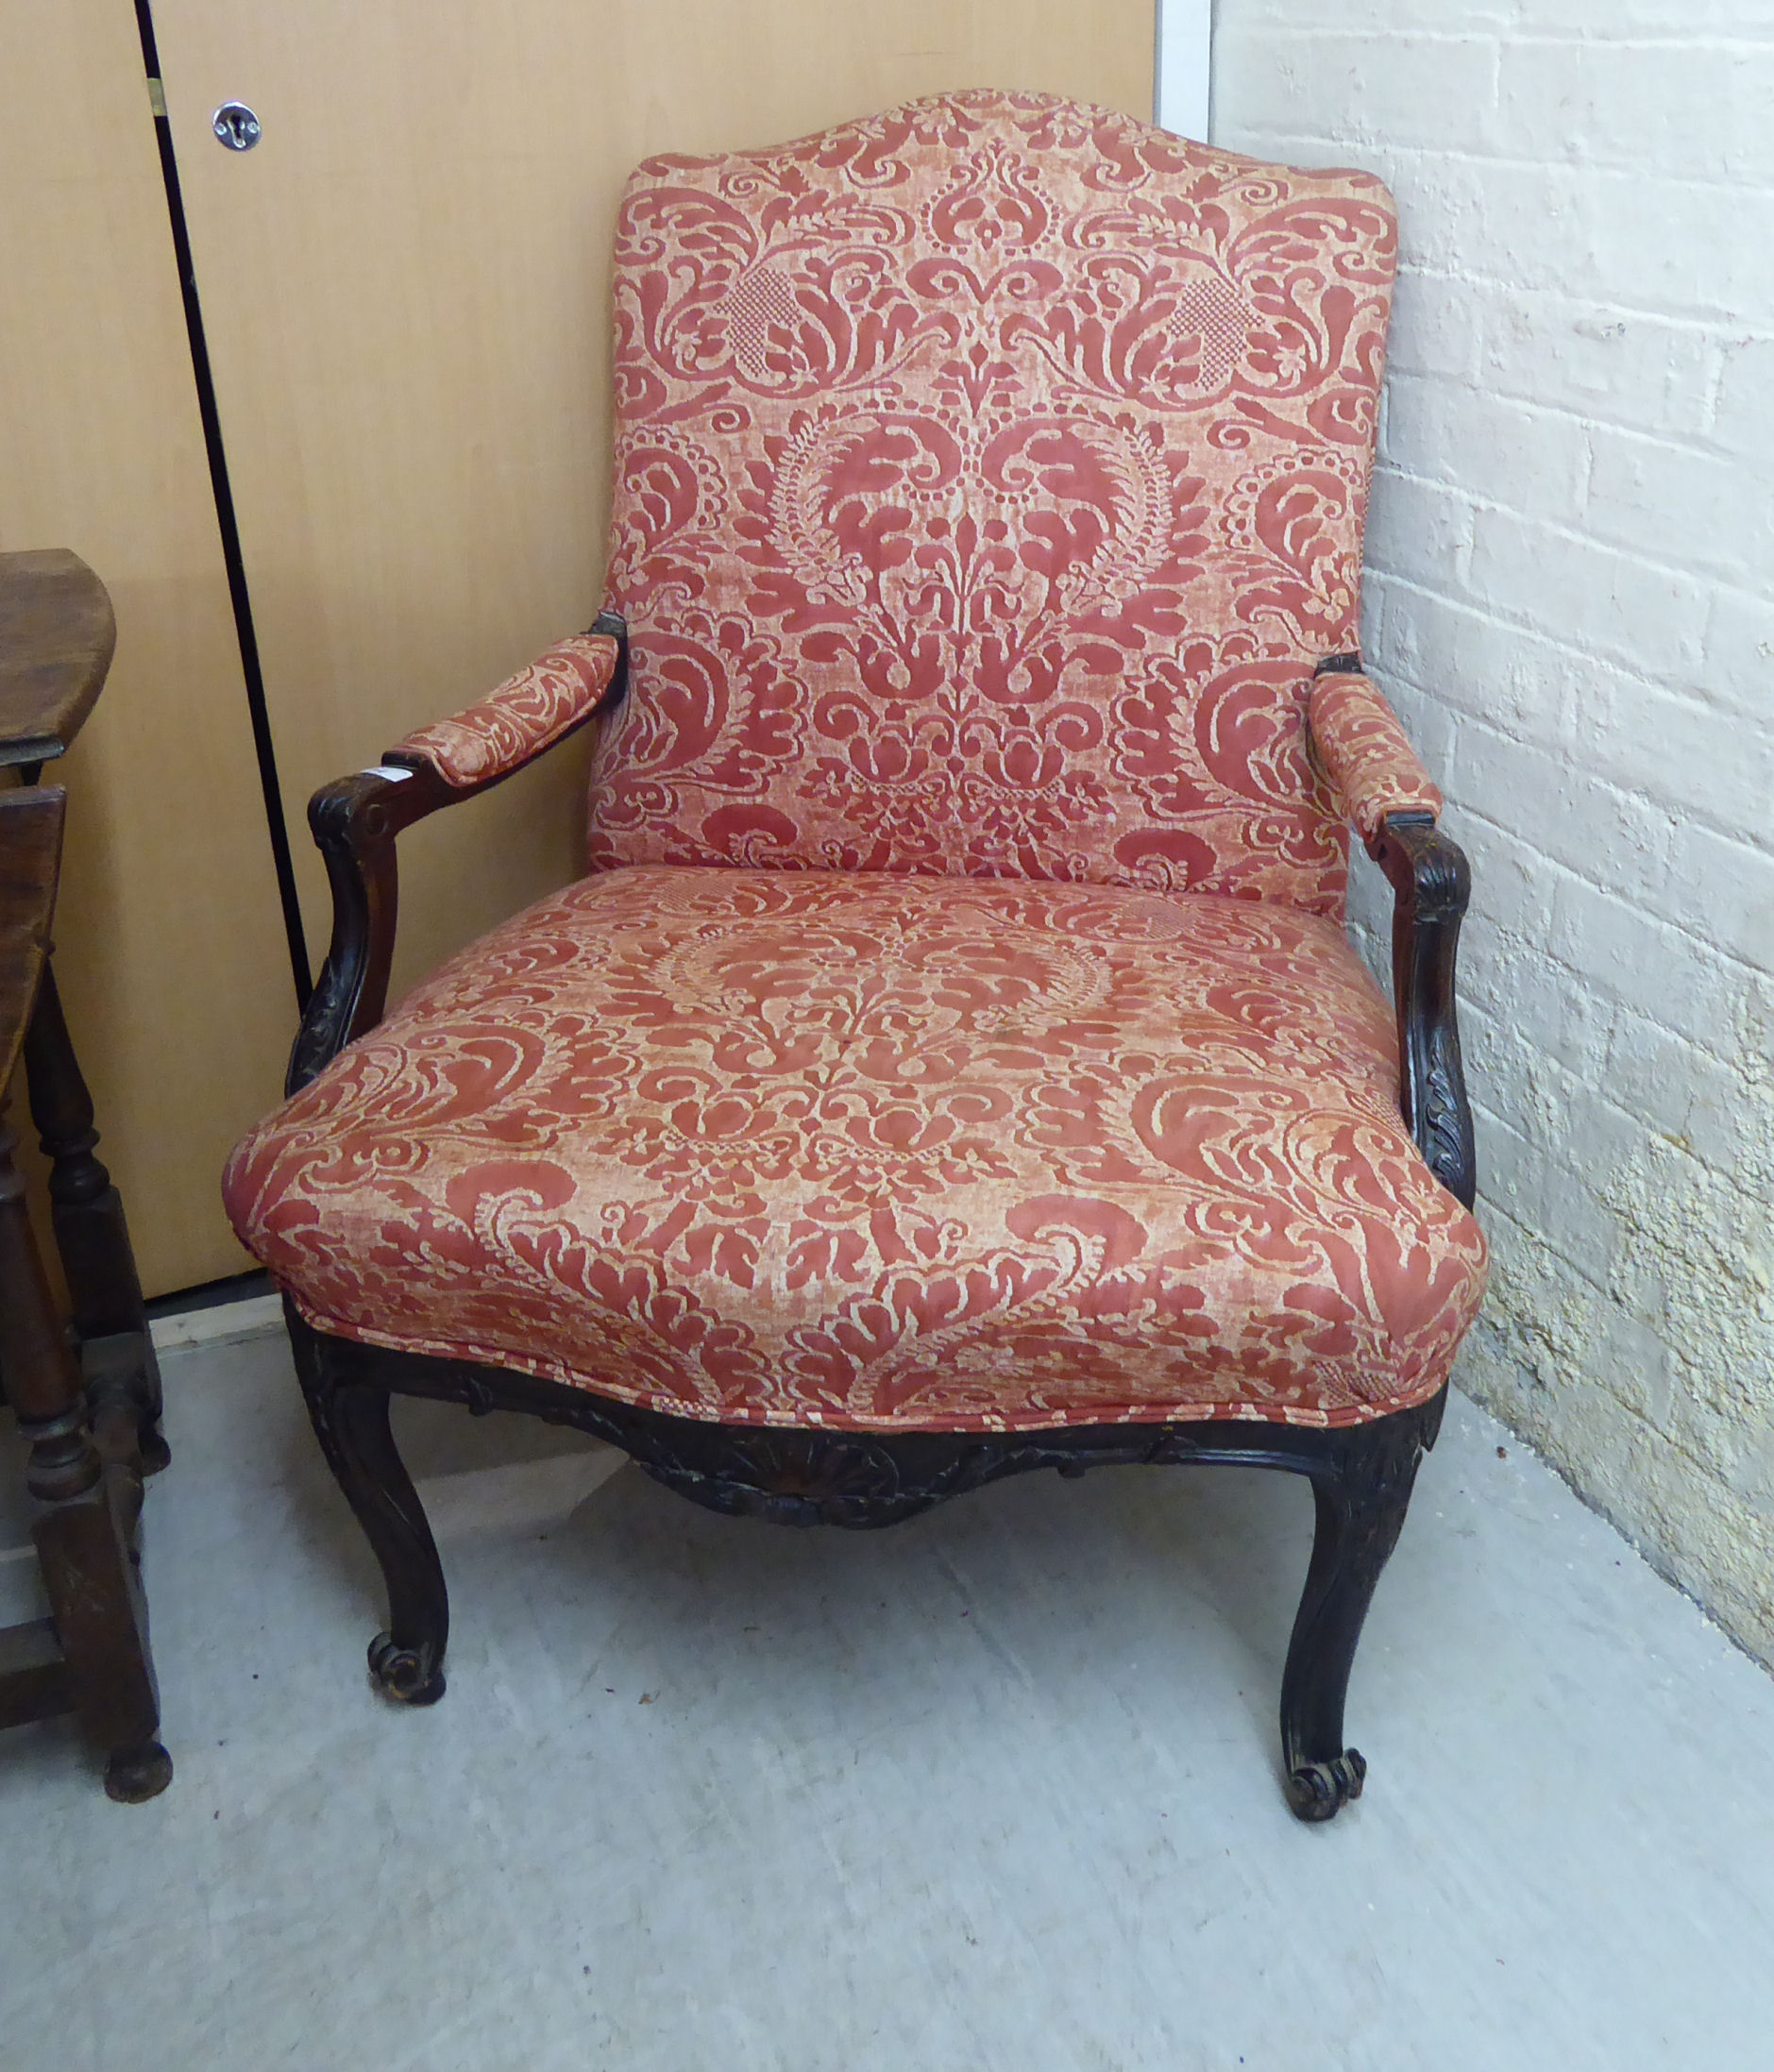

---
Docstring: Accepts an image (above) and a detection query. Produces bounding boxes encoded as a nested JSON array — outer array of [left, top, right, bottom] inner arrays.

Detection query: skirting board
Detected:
[[150, 1291, 286, 1353]]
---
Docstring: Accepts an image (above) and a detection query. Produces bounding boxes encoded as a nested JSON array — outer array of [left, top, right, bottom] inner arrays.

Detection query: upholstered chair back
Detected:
[[588, 91, 1396, 916]]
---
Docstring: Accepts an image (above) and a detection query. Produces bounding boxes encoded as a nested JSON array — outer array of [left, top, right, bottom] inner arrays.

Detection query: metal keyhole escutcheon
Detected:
[[211, 101, 262, 151]]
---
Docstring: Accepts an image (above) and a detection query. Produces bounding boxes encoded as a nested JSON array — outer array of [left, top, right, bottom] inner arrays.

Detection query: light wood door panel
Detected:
[[151, 2, 1155, 1002], [0, 2, 296, 1294]]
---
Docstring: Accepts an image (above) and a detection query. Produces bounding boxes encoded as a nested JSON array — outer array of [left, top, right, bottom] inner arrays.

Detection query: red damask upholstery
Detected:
[[224, 868, 1485, 1432], [1309, 672, 1443, 841], [225, 92, 1485, 1441], [390, 632, 621, 788], [588, 92, 1397, 914]]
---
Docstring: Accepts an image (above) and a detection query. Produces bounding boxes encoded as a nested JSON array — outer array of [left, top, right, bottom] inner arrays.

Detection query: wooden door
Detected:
[[0, 3, 295, 1294], [149, 2, 1156, 1002]]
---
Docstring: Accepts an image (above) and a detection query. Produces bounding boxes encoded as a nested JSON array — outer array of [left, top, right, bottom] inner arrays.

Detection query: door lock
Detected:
[[211, 102, 262, 151]]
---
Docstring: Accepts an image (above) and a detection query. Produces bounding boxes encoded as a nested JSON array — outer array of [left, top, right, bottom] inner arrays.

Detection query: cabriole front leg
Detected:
[[1278, 1390, 1444, 1822], [287, 1313, 448, 1704]]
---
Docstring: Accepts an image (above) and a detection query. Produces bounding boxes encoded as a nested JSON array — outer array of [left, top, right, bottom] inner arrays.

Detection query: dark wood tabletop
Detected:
[[0, 549, 117, 767]]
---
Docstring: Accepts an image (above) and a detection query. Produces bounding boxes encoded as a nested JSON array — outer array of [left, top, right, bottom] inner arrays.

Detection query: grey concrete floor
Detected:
[[2, 1321, 1772, 2071]]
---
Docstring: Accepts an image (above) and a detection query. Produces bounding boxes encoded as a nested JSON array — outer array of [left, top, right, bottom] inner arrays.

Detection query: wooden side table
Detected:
[[0, 549, 171, 1801]]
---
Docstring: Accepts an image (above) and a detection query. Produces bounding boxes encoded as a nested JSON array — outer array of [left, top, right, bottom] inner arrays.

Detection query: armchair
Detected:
[[224, 93, 1486, 1822]]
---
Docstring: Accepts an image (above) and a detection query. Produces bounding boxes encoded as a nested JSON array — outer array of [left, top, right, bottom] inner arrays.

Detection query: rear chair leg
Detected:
[[1279, 1392, 1443, 1822], [289, 1316, 448, 1705]]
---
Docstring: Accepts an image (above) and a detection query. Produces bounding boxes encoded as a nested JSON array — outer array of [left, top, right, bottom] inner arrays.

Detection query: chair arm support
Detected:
[[1371, 814, 1477, 1209], [284, 612, 628, 1096], [1308, 665, 1443, 841]]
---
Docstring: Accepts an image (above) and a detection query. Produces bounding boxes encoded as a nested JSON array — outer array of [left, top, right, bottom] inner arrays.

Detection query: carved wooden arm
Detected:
[[285, 612, 628, 1097], [1308, 657, 1477, 1209], [1370, 815, 1477, 1208]]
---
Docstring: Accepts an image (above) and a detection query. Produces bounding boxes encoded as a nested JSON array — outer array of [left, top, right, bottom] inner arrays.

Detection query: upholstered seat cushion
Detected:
[[224, 867, 1486, 1433]]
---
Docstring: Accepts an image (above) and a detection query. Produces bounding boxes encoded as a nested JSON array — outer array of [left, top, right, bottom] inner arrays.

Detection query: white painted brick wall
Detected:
[[1211, 1, 1774, 1662]]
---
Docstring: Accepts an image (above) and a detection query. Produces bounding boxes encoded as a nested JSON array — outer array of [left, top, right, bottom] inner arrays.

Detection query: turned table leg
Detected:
[[22, 962, 167, 1471], [0, 1109, 169, 1800]]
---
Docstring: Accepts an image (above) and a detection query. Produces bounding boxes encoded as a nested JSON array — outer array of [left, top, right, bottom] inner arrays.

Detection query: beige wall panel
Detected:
[[151, 2, 1155, 1000], [0, 3, 296, 1293]]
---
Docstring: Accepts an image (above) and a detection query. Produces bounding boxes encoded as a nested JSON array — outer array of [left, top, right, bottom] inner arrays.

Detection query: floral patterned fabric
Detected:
[[1309, 672, 1442, 842], [225, 98, 1486, 1437], [224, 868, 1487, 1432], [390, 632, 621, 789], [587, 91, 1398, 916]]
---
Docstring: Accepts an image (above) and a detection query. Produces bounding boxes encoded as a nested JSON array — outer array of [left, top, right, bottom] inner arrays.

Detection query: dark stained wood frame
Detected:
[[279, 616, 1476, 1823], [0, 837, 171, 1804], [0, 552, 172, 1803]]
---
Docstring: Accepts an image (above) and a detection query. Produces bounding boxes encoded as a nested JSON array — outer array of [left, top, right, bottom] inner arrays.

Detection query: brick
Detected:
[[1547, 874, 1735, 1045], [1373, 667, 1459, 770], [1455, 723, 1675, 901], [1605, 1006, 1755, 1166], [1364, 464, 1475, 591], [1495, 41, 1774, 184], [1367, 578, 1580, 750], [1454, 812, 1562, 938], [1461, 993, 1552, 1126], [1585, 174, 1774, 327], [1382, 375, 1589, 521], [1538, 1073, 1645, 1187], [1483, 943, 1618, 1081], [1574, 670, 1774, 845], [1584, 427, 1771, 584], [1212, 30, 1501, 154], [1478, 290, 1717, 441], [1710, 336, 1774, 463], [1663, 824, 1774, 976], [1475, 1099, 1622, 1285], [1467, 509, 1710, 676], [1458, 929, 1598, 1072], [1519, 3, 1774, 36], [1478, 797, 1668, 941], [1590, 1302, 1679, 1432], [1699, 584, 1774, 718], [1451, 911, 1518, 1021], [1394, 154, 1598, 294], [1383, 268, 1483, 382], [1387, 157, 1774, 327]]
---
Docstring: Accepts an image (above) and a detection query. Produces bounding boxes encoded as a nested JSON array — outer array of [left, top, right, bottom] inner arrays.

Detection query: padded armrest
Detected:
[[286, 613, 628, 1096], [1306, 661, 1474, 1207], [385, 628, 622, 788], [1308, 669, 1443, 845]]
